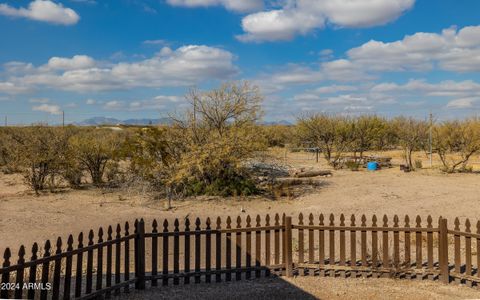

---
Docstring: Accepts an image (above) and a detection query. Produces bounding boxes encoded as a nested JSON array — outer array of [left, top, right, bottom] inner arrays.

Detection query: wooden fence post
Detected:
[[439, 218, 449, 284], [284, 216, 293, 277], [135, 219, 146, 290]]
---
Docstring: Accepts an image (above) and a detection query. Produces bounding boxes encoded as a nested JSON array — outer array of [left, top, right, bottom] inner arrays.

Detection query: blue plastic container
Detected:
[[367, 161, 379, 171]]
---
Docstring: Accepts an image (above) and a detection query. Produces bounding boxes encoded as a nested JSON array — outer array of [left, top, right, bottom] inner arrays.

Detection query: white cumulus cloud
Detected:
[[29, 98, 49, 103], [0, 45, 238, 93], [346, 26, 480, 72], [446, 97, 479, 109], [32, 103, 62, 115], [45, 55, 95, 70], [0, 81, 30, 94], [252, 24, 480, 94], [238, 0, 414, 42], [238, 8, 323, 42], [0, 0, 80, 25], [166, 0, 263, 13], [317, 0, 415, 28], [103, 101, 125, 110]]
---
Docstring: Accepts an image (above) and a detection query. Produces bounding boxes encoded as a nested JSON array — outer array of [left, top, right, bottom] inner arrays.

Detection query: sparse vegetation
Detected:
[[2, 84, 480, 198], [3, 126, 69, 194], [68, 128, 125, 186]]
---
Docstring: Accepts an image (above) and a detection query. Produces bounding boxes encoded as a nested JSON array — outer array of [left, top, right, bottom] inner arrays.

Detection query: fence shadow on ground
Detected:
[[119, 276, 317, 300]]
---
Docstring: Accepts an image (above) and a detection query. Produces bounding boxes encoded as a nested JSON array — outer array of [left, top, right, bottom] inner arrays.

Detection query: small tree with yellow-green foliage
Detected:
[[68, 128, 125, 186], [392, 117, 429, 171], [4, 126, 69, 194], [433, 119, 480, 173], [261, 125, 295, 148], [296, 114, 353, 168]]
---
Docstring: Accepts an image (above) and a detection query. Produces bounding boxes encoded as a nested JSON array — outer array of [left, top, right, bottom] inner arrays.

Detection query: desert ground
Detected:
[[123, 277, 480, 300], [1, 150, 480, 298]]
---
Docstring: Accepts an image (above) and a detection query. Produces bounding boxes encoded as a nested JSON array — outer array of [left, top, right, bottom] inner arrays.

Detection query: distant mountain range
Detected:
[[76, 117, 171, 126], [76, 117, 292, 126], [262, 120, 292, 125]]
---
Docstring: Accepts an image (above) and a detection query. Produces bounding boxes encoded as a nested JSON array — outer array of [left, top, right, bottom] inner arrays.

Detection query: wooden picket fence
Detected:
[[1, 213, 479, 299]]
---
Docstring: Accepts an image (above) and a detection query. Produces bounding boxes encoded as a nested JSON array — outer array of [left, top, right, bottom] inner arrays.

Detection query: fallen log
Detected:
[[293, 170, 332, 178], [273, 178, 324, 185]]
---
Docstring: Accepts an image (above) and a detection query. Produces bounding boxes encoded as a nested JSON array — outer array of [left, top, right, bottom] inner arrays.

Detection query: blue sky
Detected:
[[0, 0, 480, 124]]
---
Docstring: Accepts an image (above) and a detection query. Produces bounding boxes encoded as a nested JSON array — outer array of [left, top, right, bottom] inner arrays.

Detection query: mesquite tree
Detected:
[[126, 81, 267, 198], [393, 117, 429, 170], [3, 126, 69, 194], [296, 114, 353, 168], [68, 129, 124, 186], [433, 119, 480, 172], [350, 115, 388, 159]]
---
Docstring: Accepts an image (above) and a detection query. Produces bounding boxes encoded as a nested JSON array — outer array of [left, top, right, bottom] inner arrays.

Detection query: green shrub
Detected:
[[458, 165, 473, 173], [414, 160, 423, 169], [345, 161, 360, 171], [62, 162, 83, 188], [185, 174, 258, 197]]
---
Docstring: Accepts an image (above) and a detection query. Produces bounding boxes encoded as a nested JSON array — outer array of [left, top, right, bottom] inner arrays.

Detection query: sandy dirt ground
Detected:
[[121, 276, 480, 300], [1, 150, 480, 298], [2, 166, 480, 252]]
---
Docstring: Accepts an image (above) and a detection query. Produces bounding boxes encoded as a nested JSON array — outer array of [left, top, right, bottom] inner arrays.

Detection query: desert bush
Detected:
[[350, 115, 388, 158], [124, 126, 180, 190], [125, 82, 266, 198], [345, 161, 360, 171], [62, 160, 84, 188], [262, 125, 294, 147], [296, 114, 353, 168], [68, 128, 125, 186], [0, 128, 18, 173], [433, 119, 480, 173], [414, 159, 423, 169], [168, 82, 266, 197], [4, 126, 69, 194], [0, 128, 9, 167], [392, 117, 429, 171], [376, 120, 399, 151]]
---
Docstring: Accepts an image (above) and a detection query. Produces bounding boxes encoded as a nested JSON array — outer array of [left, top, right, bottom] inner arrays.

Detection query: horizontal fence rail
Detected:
[[0, 213, 479, 299]]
